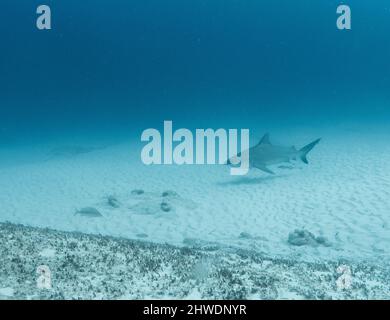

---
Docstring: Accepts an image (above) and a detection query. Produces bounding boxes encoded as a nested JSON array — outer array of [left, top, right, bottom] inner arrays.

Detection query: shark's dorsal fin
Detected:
[[258, 133, 271, 146]]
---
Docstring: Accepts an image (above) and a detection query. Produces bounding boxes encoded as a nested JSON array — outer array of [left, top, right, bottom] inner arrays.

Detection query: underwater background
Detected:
[[1, 1, 390, 298], [1, 0, 389, 142]]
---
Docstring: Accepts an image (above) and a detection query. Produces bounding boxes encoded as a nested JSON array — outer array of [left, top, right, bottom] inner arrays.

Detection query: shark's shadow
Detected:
[[217, 174, 288, 186]]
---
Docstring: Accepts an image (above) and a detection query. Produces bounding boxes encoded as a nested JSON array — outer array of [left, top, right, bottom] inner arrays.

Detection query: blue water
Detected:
[[1, 0, 389, 145]]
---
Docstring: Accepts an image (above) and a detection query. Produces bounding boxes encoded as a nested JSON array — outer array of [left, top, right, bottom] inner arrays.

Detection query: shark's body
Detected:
[[229, 134, 321, 174]]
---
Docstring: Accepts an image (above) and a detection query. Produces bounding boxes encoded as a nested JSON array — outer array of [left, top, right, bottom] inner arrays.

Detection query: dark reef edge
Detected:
[[0, 222, 389, 300]]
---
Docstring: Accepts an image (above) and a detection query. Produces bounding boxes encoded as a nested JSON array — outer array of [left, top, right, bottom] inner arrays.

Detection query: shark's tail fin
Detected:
[[299, 138, 321, 164]]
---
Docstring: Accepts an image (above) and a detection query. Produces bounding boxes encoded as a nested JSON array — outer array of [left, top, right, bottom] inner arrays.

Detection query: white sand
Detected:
[[0, 125, 390, 266]]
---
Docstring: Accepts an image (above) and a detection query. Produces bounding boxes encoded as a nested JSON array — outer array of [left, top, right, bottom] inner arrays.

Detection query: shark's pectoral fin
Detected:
[[253, 164, 275, 175]]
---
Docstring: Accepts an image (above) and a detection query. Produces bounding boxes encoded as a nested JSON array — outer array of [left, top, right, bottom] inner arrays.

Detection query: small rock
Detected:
[[288, 229, 331, 247], [162, 190, 178, 197], [107, 195, 120, 208], [75, 207, 103, 218], [288, 229, 318, 247], [239, 232, 253, 239], [136, 233, 148, 238], [160, 201, 172, 212], [316, 236, 331, 247], [131, 189, 145, 195]]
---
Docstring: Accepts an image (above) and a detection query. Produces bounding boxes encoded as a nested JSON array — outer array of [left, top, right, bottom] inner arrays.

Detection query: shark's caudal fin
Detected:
[[299, 138, 321, 164]]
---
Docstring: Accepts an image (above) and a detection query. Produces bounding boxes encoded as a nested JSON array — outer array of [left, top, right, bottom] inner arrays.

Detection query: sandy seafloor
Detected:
[[0, 124, 390, 299]]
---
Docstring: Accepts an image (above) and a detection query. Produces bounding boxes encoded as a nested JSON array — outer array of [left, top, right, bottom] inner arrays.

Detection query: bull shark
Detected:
[[228, 134, 321, 174]]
